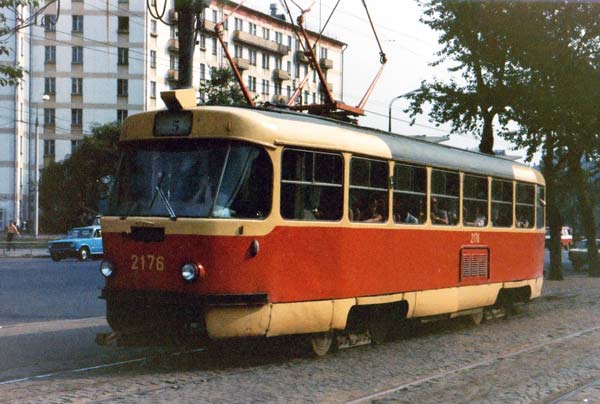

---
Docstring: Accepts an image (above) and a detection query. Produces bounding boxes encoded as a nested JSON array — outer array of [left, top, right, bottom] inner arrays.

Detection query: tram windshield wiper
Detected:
[[155, 185, 177, 220]]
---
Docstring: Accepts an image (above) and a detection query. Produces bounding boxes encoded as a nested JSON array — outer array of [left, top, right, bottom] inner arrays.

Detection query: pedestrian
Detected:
[[6, 220, 20, 251]]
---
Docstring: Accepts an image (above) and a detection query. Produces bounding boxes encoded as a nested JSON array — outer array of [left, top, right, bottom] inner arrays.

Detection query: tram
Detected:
[[97, 89, 545, 355]]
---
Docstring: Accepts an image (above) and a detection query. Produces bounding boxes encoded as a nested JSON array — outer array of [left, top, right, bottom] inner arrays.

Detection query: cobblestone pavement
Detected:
[[1, 275, 600, 403]]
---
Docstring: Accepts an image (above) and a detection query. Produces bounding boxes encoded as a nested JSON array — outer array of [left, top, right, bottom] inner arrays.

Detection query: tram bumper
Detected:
[[99, 289, 269, 344]]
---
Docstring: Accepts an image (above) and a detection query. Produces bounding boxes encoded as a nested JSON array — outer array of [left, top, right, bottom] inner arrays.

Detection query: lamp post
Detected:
[[388, 89, 421, 133], [33, 94, 49, 238]]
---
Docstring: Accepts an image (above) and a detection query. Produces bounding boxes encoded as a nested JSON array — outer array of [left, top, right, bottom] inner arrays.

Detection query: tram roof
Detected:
[[122, 105, 544, 185]]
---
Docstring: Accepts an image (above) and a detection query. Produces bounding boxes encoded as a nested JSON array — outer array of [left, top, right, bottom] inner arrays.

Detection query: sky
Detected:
[[243, 0, 530, 161]]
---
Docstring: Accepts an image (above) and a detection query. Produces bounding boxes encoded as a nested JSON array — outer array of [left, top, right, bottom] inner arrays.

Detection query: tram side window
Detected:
[[516, 182, 535, 228], [430, 169, 459, 225], [463, 175, 488, 227], [491, 179, 513, 227], [536, 186, 545, 229], [393, 163, 426, 224], [280, 149, 343, 221], [349, 157, 388, 223]]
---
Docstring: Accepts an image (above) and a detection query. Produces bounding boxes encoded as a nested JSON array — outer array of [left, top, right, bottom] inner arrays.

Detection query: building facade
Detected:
[[0, 0, 346, 231]]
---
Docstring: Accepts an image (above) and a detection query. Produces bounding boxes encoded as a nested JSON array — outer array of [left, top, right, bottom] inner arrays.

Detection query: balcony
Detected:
[[168, 38, 179, 52], [234, 30, 289, 55], [319, 82, 333, 92], [169, 9, 178, 23], [272, 94, 289, 104], [320, 58, 333, 70], [233, 57, 250, 70], [203, 20, 216, 33], [296, 50, 309, 64], [167, 69, 179, 82], [273, 69, 290, 81]]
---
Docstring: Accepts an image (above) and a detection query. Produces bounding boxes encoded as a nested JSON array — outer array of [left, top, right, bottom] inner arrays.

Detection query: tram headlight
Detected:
[[100, 260, 115, 278], [181, 262, 205, 283]]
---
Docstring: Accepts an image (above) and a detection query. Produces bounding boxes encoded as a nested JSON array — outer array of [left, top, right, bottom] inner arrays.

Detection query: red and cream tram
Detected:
[[98, 90, 545, 355]]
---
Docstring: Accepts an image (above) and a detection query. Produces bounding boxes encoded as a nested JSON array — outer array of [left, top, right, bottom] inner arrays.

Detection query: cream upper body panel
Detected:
[[121, 106, 544, 186]]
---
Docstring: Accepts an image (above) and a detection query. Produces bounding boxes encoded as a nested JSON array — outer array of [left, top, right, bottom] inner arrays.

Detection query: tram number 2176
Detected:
[[131, 254, 165, 271]]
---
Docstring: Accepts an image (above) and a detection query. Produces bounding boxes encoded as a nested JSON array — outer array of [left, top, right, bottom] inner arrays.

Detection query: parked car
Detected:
[[568, 239, 600, 271], [48, 225, 103, 262], [545, 226, 573, 250]]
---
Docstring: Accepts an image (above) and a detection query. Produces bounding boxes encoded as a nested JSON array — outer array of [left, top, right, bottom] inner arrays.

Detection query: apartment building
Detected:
[[0, 0, 346, 230]]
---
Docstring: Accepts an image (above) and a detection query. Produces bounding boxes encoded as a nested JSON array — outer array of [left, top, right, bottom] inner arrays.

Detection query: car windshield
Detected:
[[67, 228, 92, 238], [106, 139, 273, 219]]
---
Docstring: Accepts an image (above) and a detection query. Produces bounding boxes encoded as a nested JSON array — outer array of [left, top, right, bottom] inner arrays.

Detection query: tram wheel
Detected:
[[368, 308, 392, 345], [309, 332, 335, 357]]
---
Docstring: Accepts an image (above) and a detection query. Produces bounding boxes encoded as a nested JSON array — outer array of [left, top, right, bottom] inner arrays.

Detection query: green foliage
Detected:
[[0, 1, 41, 86], [39, 122, 120, 233], [198, 67, 247, 106]]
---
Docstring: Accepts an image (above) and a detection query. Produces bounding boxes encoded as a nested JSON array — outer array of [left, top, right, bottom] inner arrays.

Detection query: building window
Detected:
[[44, 77, 56, 95], [287, 35, 292, 48], [234, 44, 242, 58], [212, 37, 217, 55], [262, 53, 270, 69], [262, 79, 270, 96], [44, 108, 55, 125], [249, 23, 256, 36], [151, 19, 157, 35], [234, 17, 243, 31], [281, 149, 343, 221], [72, 78, 83, 95], [71, 139, 83, 151], [150, 50, 156, 68], [286, 85, 291, 98], [275, 32, 282, 44], [287, 61, 291, 73], [118, 47, 129, 65], [294, 63, 300, 79], [200, 63, 206, 80], [44, 15, 56, 32], [170, 55, 178, 70], [118, 16, 129, 33], [320, 47, 328, 59], [71, 108, 83, 126], [44, 139, 55, 156], [248, 76, 256, 92], [212, 9, 218, 22], [117, 109, 128, 123], [274, 82, 282, 95], [44, 46, 56, 63], [262, 27, 270, 40], [275, 56, 282, 70], [249, 49, 256, 66], [117, 79, 128, 96], [72, 46, 83, 64], [72, 15, 83, 32], [312, 92, 316, 104], [150, 81, 156, 98]]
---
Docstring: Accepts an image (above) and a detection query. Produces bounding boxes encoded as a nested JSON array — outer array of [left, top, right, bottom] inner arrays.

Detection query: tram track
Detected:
[[344, 323, 600, 404], [547, 375, 600, 404]]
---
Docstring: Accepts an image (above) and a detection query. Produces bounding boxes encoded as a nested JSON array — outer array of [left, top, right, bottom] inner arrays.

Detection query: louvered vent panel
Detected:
[[460, 247, 489, 280]]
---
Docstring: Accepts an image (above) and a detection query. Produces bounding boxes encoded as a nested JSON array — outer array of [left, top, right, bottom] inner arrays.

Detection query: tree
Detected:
[[199, 67, 247, 106], [39, 122, 120, 233], [406, 1, 524, 155], [0, 1, 47, 86]]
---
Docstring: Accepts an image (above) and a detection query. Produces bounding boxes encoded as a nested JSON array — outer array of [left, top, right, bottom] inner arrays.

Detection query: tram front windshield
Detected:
[[107, 139, 272, 219]]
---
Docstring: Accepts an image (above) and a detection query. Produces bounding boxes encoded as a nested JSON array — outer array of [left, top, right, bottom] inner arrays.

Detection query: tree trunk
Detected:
[[479, 112, 494, 155], [542, 137, 563, 280], [566, 145, 600, 277], [176, 3, 196, 89]]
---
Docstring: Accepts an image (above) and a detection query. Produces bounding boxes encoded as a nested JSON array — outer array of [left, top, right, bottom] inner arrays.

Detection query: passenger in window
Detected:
[[431, 197, 449, 225], [191, 174, 213, 215], [364, 198, 384, 223], [393, 198, 419, 224], [517, 217, 530, 228], [465, 206, 486, 227]]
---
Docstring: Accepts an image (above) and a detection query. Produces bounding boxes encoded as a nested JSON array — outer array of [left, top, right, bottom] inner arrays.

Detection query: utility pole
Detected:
[[174, 0, 209, 89]]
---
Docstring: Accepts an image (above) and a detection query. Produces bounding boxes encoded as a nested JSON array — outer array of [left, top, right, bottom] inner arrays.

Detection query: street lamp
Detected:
[[388, 89, 421, 133], [33, 94, 50, 238]]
